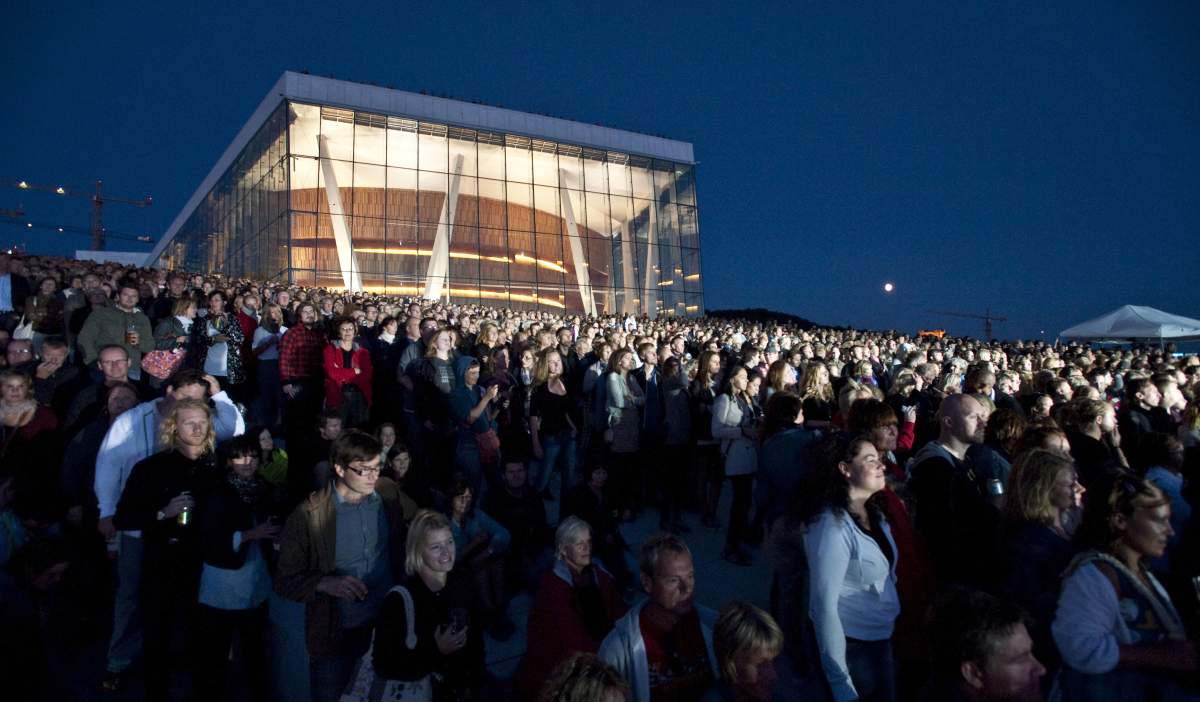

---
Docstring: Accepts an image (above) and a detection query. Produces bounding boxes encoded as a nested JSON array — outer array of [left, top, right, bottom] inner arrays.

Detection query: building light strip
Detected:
[[353, 282, 566, 308], [353, 247, 568, 274]]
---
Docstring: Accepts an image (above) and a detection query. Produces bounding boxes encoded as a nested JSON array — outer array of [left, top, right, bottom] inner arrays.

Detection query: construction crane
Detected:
[[930, 308, 1008, 340], [5, 178, 152, 250]]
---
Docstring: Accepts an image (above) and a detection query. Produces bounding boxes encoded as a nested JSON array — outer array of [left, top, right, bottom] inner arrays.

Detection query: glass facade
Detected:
[[155, 100, 703, 316]]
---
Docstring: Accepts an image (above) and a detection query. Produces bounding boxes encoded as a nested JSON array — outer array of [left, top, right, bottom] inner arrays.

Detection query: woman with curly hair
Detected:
[[540, 653, 629, 702], [798, 361, 834, 431], [796, 434, 900, 702]]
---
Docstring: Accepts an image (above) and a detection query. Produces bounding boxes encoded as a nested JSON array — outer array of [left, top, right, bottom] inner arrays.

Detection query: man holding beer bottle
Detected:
[[113, 399, 220, 702]]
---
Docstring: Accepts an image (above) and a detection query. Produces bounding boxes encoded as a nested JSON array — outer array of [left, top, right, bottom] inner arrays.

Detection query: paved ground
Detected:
[[38, 484, 788, 701]]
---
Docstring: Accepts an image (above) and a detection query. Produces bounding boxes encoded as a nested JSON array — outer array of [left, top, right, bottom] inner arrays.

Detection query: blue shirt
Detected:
[[0, 273, 12, 313], [333, 489, 393, 629]]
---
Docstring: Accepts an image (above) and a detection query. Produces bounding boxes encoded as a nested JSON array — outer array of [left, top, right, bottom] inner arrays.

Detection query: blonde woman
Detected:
[[703, 601, 784, 702], [798, 361, 834, 430]]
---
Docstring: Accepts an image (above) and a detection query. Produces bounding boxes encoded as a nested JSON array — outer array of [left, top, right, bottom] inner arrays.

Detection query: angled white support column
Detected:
[[642, 201, 658, 318], [318, 135, 363, 291], [620, 198, 637, 315], [558, 177, 597, 317], [423, 154, 464, 300]]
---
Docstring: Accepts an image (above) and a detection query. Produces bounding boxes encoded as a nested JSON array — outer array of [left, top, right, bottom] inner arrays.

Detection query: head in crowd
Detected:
[[533, 348, 564, 386], [928, 588, 1045, 701], [795, 434, 886, 524], [760, 392, 804, 445], [555, 516, 592, 575], [1004, 448, 1082, 530], [712, 601, 783, 701], [165, 369, 212, 403], [847, 398, 899, 455], [172, 296, 197, 319], [222, 433, 262, 481], [1075, 472, 1171, 559], [158, 398, 215, 454], [799, 361, 833, 401], [937, 394, 988, 448], [317, 409, 343, 441], [539, 653, 629, 702], [96, 344, 132, 383], [102, 381, 140, 422], [1124, 377, 1161, 409], [6, 339, 34, 367], [0, 368, 35, 410], [447, 474, 476, 519], [984, 408, 1027, 456], [330, 430, 382, 498], [639, 532, 695, 615], [405, 509, 455, 577], [1012, 424, 1070, 457]]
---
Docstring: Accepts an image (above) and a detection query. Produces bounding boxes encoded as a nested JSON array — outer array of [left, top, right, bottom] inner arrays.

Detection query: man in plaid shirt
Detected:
[[280, 302, 327, 501]]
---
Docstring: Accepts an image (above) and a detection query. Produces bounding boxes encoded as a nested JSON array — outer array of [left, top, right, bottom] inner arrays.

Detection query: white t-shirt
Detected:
[[204, 318, 229, 376]]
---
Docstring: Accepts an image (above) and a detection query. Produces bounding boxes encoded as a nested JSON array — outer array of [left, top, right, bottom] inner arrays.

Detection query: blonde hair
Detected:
[[404, 509, 453, 576], [158, 398, 215, 454], [539, 653, 629, 702], [713, 601, 784, 684], [1004, 448, 1075, 527], [171, 296, 196, 316], [533, 348, 563, 387]]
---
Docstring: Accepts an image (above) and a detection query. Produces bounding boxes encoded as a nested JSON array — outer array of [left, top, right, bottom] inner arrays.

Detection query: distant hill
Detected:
[[705, 308, 820, 329]]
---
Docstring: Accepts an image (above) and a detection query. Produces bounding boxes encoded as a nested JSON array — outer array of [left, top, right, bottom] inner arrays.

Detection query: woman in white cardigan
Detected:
[[711, 365, 759, 566], [797, 434, 900, 702]]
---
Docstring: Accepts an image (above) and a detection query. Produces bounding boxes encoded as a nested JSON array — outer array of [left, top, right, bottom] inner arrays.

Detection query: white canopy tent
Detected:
[[1060, 305, 1200, 342]]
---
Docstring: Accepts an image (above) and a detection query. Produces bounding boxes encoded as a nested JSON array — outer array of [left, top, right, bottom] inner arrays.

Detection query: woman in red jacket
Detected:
[[322, 318, 373, 429], [516, 516, 626, 698]]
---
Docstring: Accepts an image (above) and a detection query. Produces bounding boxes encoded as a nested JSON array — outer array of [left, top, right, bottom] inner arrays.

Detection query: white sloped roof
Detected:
[[1060, 305, 1200, 340]]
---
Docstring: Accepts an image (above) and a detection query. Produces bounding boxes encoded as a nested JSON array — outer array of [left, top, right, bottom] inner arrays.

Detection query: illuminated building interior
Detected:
[[151, 73, 703, 316]]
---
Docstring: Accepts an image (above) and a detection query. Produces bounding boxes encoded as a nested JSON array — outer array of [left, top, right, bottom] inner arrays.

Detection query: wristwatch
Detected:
[[156, 510, 167, 521]]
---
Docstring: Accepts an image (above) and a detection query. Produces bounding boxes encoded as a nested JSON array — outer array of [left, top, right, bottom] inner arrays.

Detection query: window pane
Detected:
[[508, 229, 535, 283], [533, 185, 560, 233], [583, 154, 607, 193], [677, 205, 698, 248], [317, 159, 354, 215], [532, 145, 558, 186], [418, 123, 448, 171], [558, 149, 582, 190], [585, 192, 611, 237], [505, 137, 532, 183], [353, 163, 385, 219], [418, 171, 448, 223], [448, 132, 477, 177], [506, 182, 532, 232], [478, 227, 509, 281], [319, 107, 354, 161], [453, 176, 479, 228], [478, 178, 506, 230], [291, 212, 317, 270], [675, 164, 696, 206], [354, 113, 386, 165], [477, 134, 505, 179], [386, 167, 418, 221], [387, 117, 418, 169], [653, 162, 675, 203], [290, 156, 320, 212], [630, 158, 653, 200], [289, 103, 320, 158], [607, 160, 631, 197]]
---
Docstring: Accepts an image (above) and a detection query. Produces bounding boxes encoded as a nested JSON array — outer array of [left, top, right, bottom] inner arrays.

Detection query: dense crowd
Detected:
[[1, 251, 1199, 702]]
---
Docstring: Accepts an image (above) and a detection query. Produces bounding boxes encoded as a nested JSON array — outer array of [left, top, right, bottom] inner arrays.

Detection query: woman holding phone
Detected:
[[373, 509, 484, 701]]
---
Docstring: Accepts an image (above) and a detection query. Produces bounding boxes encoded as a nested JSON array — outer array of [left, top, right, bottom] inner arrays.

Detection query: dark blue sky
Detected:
[[4, 1, 1198, 339]]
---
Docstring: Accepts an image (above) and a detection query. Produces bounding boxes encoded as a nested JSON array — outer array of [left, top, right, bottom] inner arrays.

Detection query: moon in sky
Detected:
[[883, 282, 895, 293]]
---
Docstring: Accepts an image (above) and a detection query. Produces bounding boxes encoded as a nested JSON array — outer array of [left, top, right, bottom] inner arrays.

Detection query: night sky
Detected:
[[4, 1, 1198, 340]]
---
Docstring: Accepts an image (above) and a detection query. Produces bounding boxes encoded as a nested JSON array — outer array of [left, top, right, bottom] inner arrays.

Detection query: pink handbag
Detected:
[[141, 349, 187, 380]]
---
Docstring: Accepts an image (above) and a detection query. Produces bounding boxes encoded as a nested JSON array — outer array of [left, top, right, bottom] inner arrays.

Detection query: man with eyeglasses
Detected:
[[276, 430, 411, 702]]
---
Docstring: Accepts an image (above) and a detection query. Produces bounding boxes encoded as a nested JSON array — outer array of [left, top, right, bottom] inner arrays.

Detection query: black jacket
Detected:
[[113, 449, 219, 562], [197, 475, 287, 570]]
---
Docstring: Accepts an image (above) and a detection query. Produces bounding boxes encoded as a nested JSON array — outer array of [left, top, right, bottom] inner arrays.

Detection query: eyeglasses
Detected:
[[344, 465, 382, 477]]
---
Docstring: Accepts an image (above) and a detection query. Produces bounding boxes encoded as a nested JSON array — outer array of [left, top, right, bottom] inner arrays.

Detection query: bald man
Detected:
[[908, 393, 1002, 588]]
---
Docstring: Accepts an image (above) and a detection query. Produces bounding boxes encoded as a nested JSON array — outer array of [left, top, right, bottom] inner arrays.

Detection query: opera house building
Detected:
[[150, 71, 703, 316]]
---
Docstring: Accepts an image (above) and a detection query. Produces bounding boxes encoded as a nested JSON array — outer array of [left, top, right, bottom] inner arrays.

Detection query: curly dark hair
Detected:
[[792, 433, 886, 526]]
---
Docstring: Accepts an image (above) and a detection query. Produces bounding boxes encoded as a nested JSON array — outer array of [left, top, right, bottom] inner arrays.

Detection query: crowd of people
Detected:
[[1, 251, 1199, 702]]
